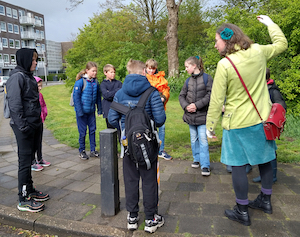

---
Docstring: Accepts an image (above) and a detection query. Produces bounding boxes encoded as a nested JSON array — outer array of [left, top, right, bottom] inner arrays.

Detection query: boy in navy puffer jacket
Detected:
[[108, 59, 166, 234], [73, 61, 102, 160]]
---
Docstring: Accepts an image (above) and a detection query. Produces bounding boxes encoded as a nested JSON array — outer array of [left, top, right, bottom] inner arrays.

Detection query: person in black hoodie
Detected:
[[252, 68, 287, 183], [6, 48, 50, 212]]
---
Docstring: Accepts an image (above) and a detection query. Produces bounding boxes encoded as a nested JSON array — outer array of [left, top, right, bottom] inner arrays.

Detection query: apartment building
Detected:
[[46, 40, 63, 74], [0, 1, 46, 76]]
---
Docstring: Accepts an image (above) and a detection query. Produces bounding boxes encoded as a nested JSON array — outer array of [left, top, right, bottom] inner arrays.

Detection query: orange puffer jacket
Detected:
[[146, 71, 170, 110]]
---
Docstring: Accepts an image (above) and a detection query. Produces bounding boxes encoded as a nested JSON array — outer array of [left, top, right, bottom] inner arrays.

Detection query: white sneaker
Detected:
[[127, 213, 139, 231], [144, 214, 164, 233]]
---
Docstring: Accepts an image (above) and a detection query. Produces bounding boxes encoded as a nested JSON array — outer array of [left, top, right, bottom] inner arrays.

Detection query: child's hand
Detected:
[[98, 114, 102, 117], [161, 97, 165, 102], [186, 103, 196, 113]]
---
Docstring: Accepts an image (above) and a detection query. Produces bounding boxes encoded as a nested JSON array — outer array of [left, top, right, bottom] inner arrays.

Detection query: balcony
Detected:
[[19, 16, 43, 27]]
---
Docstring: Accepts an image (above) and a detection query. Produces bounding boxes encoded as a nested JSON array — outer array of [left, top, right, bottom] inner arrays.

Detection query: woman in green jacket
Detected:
[[206, 15, 288, 226]]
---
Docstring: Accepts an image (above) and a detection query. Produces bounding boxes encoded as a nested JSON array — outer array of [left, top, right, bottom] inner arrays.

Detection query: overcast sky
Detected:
[[8, 0, 101, 42]]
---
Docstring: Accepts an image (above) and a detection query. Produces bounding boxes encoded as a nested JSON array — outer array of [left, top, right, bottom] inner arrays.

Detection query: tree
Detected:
[[165, 0, 183, 77]]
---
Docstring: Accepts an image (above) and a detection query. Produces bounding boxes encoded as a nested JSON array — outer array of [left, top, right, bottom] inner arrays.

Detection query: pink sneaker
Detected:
[[38, 159, 51, 167], [31, 163, 44, 171]]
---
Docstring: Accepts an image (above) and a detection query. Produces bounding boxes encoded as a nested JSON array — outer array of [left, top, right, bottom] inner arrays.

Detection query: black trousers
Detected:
[[11, 124, 41, 201], [123, 153, 158, 220], [35, 123, 43, 163]]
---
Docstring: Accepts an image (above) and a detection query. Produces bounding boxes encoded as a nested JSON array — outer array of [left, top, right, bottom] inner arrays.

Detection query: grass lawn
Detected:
[[42, 84, 300, 164]]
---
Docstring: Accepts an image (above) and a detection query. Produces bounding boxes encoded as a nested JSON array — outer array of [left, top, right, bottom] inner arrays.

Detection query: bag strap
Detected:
[[110, 86, 156, 115], [226, 56, 264, 122], [185, 73, 208, 90], [137, 86, 156, 108]]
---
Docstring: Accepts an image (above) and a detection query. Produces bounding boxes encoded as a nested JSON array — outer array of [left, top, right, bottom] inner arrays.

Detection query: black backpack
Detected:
[[110, 87, 160, 170]]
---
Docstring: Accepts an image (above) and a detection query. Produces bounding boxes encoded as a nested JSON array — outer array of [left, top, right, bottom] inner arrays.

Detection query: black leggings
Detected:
[[232, 162, 273, 200]]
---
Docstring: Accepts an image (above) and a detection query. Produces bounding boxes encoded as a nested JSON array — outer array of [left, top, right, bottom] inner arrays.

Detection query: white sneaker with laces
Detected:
[[127, 213, 139, 231], [144, 214, 164, 233]]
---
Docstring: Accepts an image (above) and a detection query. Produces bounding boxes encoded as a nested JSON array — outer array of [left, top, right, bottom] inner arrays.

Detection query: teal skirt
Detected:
[[221, 123, 277, 166]]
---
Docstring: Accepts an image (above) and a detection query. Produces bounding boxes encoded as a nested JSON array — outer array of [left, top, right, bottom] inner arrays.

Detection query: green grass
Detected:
[[42, 84, 300, 163]]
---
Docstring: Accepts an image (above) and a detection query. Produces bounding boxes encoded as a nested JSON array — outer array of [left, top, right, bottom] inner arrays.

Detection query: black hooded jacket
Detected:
[[6, 48, 41, 132]]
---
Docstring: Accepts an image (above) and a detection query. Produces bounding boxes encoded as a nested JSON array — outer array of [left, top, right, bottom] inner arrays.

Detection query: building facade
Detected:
[[0, 1, 46, 76], [46, 40, 62, 74]]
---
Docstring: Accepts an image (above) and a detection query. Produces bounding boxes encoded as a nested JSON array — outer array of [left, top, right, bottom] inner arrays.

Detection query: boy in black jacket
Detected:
[[6, 48, 49, 212]]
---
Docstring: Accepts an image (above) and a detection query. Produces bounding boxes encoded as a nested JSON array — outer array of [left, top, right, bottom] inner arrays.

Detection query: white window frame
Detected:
[[6, 7, 11, 17], [21, 40, 25, 48], [0, 5, 4, 15], [10, 54, 16, 63], [39, 17, 43, 25], [9, 39, 14, 48], [3, 54, 9, 63], [2, 38, 8, 48], [12, 9, 18, 19], [7, 23, 13, 33], [1, 21, 6, 32], [41, 31, 45, 39], [14, 24, 19, 34], [15, 40, 20, 49]]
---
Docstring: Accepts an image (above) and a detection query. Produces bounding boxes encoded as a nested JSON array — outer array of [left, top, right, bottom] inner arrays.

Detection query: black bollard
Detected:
[[100, 129, 120, 216]]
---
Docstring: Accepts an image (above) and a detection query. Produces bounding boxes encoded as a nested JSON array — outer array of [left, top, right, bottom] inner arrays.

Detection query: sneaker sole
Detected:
[[127, 223, 138, 231], [201, 172, 210, 176], [79, 155, 89, 160], [40, 163, 51, 167], [17, 204, 44, 213], [191, 165, 200, 168], [31, 196, 50, 202], [31, 168, 44, 171]]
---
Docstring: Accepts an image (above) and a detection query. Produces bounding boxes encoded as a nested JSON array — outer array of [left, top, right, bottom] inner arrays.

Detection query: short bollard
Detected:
[[100, 129, 120, 216]]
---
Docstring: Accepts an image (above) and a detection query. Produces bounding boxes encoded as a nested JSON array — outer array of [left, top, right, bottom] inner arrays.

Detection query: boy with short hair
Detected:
[[108, 59, 166, 233], [100, 64, 122, 131], [145, 59, 172, 160]]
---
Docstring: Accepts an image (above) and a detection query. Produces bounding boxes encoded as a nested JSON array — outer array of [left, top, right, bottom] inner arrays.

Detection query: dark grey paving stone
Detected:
[[160, 181, 178, 191], [248, 183, 261, 194], [0, 175, 15, 183], [42, 187, 72, 200], [0, 164, 18, 173], [250, 220, 287, 237], [55, 202, 94, 221], [176, 182, 204, 192], [213, 216, 250, 236], [60, 191, 90, 204], [283, 220, 300, 237], [158, 215, 178, 234], [84, 193, 101, 206], [42, 199, 71, 216], [160, 190, 190, 203], [157, 200, 169, 216], [286, 184, 300, 194], [201, 203, 231, 217], [170, 173, 195, 182], [168, 202, 201, 216], [178, 216, 212, 235], [0, 179, 17, 189]]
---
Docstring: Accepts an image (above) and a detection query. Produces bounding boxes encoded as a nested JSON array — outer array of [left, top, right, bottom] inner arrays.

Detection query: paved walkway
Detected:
[[0, 90, 300, 237]]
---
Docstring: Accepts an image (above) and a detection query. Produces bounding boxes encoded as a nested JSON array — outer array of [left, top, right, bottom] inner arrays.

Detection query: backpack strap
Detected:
[[110, 86, 156, 114], [137, 86, 156, 108], [185, 73, 208, 90]]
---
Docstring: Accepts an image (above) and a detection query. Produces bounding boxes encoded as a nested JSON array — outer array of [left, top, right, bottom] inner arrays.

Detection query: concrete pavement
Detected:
[[1, 90, 300, 237]]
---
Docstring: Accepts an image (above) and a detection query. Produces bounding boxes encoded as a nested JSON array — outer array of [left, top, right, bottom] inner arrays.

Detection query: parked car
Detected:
[[0, 76, 9, 87]]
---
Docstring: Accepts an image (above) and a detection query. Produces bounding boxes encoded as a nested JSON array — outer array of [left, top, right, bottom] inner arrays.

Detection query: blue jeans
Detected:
[[158, 124, 165, 152], [189, 124, 210, 169], [76, 112, 96, 152]]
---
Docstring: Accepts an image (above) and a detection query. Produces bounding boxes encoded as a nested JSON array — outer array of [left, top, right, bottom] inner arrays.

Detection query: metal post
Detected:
[[100, 129, 120, 216]]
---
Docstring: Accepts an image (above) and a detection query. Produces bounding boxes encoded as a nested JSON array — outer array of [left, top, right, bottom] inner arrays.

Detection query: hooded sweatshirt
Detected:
[[6, 48, 41, 132], [35, 76, 48, 122]]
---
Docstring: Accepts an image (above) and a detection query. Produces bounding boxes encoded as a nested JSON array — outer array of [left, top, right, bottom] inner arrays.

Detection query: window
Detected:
[[12, 9, 18, 19], [15, 40, 20, 49], [36, 29, 39, 36], [9, 39, 14, 48], [2, 38, 8, 48], [14, 25, 19, 34], [42, 44, 45, 51], [7, 23, 13, 33], [39, 17, 43, 25], [3, 54, 9, 63], [6, 7, 11, 17], [41, 31, 45, 39], [21, 40, 25, 48], [19, 10, 25, 17], [11, 55, 16, 63], [1, 21, 6, 32], [0, 5, 4, 15]]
